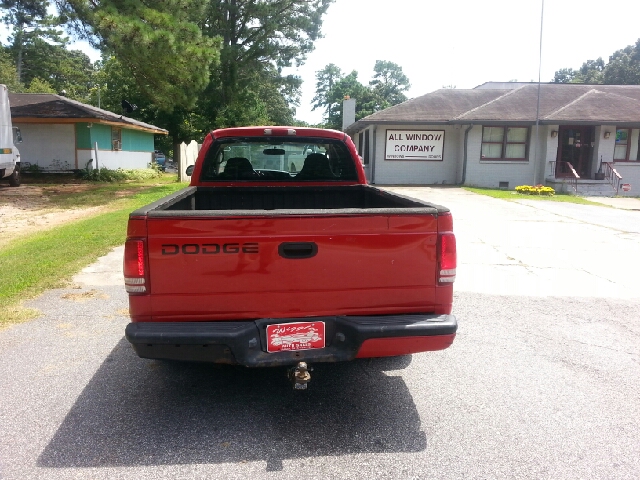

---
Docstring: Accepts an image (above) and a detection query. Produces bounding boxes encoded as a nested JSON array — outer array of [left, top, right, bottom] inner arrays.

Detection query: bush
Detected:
[[515, 184, 555, 196], [22, 163, 45, 177], [79, 166, 163, 182]]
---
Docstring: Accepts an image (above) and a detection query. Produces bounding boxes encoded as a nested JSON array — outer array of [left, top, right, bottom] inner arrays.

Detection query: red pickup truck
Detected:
[[124, 127, 457, 387]]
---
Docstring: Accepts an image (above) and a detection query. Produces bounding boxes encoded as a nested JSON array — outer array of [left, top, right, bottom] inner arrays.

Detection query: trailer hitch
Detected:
[[288, 362, 311, 390]]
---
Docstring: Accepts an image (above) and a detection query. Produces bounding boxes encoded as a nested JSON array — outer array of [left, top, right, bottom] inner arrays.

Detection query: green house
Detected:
[[9, 93, 167, 171]]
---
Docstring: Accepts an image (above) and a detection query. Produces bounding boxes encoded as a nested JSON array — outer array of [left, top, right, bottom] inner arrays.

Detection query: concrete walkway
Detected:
[[584, 196, 640, 210]]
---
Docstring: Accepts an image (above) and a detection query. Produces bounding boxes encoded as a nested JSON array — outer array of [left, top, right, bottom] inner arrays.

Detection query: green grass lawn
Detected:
[[463, 187, 608, 206], [0, 180, 186, 326]]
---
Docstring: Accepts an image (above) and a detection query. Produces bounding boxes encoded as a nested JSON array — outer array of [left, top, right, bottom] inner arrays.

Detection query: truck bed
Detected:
[[131, 185, 449, 216]]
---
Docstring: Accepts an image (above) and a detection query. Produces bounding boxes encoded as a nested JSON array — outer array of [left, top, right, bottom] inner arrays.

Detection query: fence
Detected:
[[178, 141, 202, 182]]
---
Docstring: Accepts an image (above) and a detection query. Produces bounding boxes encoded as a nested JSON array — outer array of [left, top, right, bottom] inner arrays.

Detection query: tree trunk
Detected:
[[15, 27, 24, 83]]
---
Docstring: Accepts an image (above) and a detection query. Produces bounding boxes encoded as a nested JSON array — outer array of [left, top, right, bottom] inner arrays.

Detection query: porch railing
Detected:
[[601, 162, 622, 195], [550, 161, 580, 194]]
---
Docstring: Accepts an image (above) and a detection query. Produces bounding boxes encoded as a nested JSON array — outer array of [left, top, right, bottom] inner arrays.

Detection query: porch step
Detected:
[[546, 179, 617, 197]]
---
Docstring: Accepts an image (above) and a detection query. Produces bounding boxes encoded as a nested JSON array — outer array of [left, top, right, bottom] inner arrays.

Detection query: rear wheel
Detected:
[[8, 164, 20, 187]]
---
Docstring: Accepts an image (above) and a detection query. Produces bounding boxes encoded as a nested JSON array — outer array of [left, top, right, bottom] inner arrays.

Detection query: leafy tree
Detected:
[[200, 0, 333, 126], [603, 40, 640, 85], [1, 0, 47, 81], [202, 63, 296, 129], [0, 48, 22, 91], [14, 39, 94, 99], [87, 55, 208, 159], [312, 63, 342, 118], [1, 0, 96, 99], [329, 71, 378, 128], [552, 68, 576, 84], [576, 58, 605, 83], [58, 0, 334, 165], [369, 60, 410, 108], [313, 61, 411, 129], [23, 76, 56, 93], [552, 40, 640, 86], [57, 0, 221, 110], [552, 58, 604, 84], [0, 44, 64, 94]]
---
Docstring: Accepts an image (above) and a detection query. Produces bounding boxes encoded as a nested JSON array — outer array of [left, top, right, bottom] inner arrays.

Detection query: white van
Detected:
[[0, 84, 22, 187]]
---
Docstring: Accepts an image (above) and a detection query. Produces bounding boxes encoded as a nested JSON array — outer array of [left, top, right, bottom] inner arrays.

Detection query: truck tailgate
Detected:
[[144, 213, 438, 321]]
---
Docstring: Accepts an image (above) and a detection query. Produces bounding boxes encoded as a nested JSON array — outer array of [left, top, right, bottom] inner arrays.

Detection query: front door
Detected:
[[556, 126, 594, 178]]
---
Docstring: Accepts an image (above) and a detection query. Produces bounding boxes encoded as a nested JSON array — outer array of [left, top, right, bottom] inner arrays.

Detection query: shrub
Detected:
[[515, 184, 555, 196], [22, 163, 45, 176], [79, 166, 163, 182]]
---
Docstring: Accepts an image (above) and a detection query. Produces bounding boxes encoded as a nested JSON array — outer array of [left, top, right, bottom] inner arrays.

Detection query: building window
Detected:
[[613, 128, 631, 161], [481, 126, 528, 160], [112, 127, 122, 151]]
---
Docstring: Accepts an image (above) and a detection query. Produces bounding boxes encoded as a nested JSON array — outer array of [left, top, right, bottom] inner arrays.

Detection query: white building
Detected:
[[9, 93, 167, 172], [345, 83, 640, 196]]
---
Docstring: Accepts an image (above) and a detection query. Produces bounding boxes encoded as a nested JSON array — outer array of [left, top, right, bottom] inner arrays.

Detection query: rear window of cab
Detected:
[[200, 137, 358, 182]]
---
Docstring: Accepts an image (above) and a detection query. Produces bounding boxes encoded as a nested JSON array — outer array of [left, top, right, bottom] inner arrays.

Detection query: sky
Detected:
[[3, 0, 640, 125]]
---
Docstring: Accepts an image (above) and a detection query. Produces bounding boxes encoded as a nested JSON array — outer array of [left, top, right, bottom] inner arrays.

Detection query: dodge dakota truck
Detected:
[[124, 127, 457, 388]]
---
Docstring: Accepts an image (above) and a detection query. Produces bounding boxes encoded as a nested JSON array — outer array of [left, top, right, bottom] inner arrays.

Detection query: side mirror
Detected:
[[185, 165, 194, 176], [13, 127, 22, 144]]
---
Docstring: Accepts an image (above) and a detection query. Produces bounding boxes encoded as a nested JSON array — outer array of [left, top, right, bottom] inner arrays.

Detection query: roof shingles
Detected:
[[8, 93, 167, 134], [347, 84, 640, 132]]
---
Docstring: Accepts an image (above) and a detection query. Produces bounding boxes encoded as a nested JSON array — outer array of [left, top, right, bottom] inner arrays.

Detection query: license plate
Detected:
[[266, 321, 325, 353]]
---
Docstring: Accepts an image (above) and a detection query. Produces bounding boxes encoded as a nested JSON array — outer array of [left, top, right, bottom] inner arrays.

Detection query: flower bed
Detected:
[[515, 185, 555, 196]]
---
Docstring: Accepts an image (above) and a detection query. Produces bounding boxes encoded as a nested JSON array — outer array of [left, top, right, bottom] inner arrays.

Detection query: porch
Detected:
[[546, 160, 622, 196]]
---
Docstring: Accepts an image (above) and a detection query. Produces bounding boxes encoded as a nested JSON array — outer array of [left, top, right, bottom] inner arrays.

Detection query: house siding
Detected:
[[77, 149, 151, 170], [464, 126, 536, 189], [78, 123, 113, 150], [612, 163, 640, 195], [75, 123, 92, 149], [630, 129, 639, 160], [539, 125, 559, 181], [594, 125, 616, 170], [367, 123, 553, 188], [77, 123, 154, 152], [15, 122, 76, 170], [610, 127, 640, 196], [371, 125, 458, 185], [122, 129, 154, 152]]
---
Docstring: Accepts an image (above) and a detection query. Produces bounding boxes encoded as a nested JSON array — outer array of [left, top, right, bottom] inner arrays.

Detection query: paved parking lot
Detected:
[[1, 187, 639, 479], [386, 187, 640, 300]]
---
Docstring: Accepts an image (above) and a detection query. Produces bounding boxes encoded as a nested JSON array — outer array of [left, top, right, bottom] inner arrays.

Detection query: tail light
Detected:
[[437, 212, 456, 284], [437, 233, 457, 284], [124, 239, 148, 294], [438, 232, 457, 283]]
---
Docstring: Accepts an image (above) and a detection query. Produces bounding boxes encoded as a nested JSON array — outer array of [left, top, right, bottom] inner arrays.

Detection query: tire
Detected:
[[8, 164, 20, 187]]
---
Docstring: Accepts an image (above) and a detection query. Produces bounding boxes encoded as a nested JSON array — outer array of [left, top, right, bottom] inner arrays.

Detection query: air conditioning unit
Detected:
[[112, 140, 122, 151]]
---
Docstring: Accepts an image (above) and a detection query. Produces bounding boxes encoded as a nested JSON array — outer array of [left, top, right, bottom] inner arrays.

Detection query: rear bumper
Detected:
[[125, 314, 457, 367]]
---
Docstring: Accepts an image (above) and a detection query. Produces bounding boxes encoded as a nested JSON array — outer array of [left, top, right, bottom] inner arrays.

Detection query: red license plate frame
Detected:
[[266, 321, 326, 353]]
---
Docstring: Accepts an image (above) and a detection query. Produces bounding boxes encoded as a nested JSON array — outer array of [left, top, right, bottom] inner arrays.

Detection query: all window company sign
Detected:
[[385, 130, 445, 161]]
